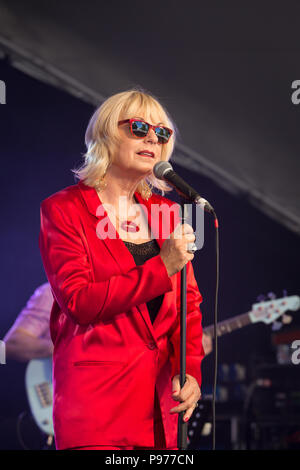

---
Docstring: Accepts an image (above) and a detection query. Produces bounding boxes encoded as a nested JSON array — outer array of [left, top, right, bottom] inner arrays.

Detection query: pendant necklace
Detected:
[[114, 212, 140, 233], [98, 190, 141, 233]]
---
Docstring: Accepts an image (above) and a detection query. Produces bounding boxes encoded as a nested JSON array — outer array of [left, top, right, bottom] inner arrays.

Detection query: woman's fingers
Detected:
[[170, 374, 201, 421], [172, 374, 198, 402], [169, 393, 200, 421], [173, 224, 196, 246], [172, 223, 194, 240], [170, 392, 195, 412], [182, 401, 199, 423]]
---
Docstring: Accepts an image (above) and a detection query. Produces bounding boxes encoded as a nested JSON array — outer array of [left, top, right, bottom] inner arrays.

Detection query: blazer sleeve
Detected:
[[168, 261, 204, 387], [39, 198, 173, 326]]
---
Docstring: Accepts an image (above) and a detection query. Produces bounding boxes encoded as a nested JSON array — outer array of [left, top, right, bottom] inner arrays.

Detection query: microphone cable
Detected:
[[211, 212, 219, 451]]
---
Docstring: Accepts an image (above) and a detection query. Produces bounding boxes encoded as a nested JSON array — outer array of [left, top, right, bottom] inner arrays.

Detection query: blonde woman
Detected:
[[39, 89, 204, 450]]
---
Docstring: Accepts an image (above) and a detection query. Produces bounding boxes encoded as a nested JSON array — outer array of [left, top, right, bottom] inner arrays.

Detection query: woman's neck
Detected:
[[97, 172, 142, 208]]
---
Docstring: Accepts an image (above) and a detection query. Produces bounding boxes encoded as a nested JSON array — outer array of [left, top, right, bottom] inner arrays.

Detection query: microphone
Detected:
[[153, 161, 215, 214]]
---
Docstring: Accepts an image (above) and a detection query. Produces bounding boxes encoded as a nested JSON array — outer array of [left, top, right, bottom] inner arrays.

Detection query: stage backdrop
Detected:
[[0, 4, 300, 447], [0, 1, 299, 234], [0, 58, 299, 438]]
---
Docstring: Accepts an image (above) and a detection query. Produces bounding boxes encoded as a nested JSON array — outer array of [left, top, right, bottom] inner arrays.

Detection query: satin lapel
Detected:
[[78, 181, 137, 274], [78, 181, 176, 339], [133, 191, 169, 249], [77, 182, 158, 339]]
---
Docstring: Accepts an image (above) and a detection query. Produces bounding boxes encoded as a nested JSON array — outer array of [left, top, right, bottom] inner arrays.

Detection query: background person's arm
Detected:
[[202, 333, 213, 355], [3, 283, 53, 362], [4, 327, 53, 362]]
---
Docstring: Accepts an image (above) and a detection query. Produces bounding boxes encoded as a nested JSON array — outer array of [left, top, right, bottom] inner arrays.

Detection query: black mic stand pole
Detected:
[[177, 196, 188, 450]]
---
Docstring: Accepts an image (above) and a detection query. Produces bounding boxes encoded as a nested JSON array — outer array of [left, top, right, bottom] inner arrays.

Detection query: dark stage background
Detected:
[[0, 3, 299, 450]]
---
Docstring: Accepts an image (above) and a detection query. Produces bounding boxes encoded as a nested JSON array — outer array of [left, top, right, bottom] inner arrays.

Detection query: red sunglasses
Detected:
[[118, 118, 173, 144]]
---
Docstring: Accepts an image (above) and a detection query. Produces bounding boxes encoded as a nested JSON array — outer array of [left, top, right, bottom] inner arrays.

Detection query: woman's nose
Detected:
[[145, 127, 158, 144]]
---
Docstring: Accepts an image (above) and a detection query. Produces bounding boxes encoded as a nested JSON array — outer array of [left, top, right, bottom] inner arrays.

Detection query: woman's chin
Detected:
[[132, 160, 155, 173]]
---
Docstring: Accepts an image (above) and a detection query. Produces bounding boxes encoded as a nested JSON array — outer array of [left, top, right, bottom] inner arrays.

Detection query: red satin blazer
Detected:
[[39, 180, 204, 450]]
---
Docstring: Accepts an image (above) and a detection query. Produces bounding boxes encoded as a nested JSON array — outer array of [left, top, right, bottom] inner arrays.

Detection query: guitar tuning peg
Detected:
[[267, 292, 276, 300], [257, 294, 266, 302], [282, 289, 288, 297], [282, 314, 292, 324]]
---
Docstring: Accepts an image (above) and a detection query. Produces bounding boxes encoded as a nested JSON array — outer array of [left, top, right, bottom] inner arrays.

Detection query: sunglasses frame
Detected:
[[118, 118, 173, 144]]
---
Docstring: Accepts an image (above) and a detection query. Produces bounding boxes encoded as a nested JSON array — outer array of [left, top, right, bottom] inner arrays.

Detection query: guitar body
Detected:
[[25, 358, 54, 436]]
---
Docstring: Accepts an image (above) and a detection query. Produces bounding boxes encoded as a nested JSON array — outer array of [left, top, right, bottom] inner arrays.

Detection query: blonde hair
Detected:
[[72, 89, 176, 198]]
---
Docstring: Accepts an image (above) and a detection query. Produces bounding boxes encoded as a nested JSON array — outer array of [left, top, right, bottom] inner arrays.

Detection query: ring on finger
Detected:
[[187, 242, 198, 254]]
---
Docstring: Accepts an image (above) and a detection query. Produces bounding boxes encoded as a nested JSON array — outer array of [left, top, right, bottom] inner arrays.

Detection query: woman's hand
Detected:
[[160, 223, 196, 277], [170, 373, 201, 422]]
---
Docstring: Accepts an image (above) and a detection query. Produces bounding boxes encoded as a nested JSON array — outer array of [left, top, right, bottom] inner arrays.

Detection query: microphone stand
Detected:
[[177, 197, 188, 450]]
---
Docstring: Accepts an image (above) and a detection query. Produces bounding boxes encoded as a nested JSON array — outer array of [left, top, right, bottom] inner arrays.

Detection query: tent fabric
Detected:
[[0, 1, 299, 234]]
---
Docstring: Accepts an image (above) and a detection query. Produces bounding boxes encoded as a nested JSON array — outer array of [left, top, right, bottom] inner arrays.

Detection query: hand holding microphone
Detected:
[[154, 161, 216, 275], [160, 223, 197, 277]]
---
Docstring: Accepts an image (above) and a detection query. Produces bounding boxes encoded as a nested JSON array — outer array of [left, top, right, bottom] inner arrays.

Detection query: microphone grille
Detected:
[[153, 161, 173, 180]]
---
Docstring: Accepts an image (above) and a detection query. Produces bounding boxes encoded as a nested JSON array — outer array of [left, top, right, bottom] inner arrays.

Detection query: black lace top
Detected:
[[123, 239, 164, 324]]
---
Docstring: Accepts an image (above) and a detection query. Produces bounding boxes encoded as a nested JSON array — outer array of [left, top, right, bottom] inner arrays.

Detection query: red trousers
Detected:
[[69, 390, 178, 450]]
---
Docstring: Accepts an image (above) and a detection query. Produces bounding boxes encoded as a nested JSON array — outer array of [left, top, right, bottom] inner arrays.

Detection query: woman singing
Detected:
[[39, 89, 204, 450]]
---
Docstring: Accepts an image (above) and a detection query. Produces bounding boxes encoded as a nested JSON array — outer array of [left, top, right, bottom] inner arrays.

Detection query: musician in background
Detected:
[[3, 283, 53, 362], [3, 283, 212, 362]]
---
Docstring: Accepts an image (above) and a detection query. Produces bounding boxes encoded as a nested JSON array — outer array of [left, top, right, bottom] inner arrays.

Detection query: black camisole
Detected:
[[123, 239, 164, 324]]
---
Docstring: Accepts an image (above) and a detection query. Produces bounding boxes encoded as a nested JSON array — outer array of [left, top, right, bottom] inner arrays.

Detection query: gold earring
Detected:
[[95, 172, 107, 192], [142, 181, 152, 200]]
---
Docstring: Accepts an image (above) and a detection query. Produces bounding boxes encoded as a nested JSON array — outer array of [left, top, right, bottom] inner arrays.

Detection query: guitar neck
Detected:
[[204, 311, 252, 338]]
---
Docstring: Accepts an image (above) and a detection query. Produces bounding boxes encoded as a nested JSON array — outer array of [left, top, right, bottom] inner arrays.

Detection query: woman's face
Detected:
[[112, 110, 165, 178]]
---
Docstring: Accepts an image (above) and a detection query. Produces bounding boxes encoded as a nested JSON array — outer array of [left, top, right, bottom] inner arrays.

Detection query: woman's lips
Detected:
[[137, 151, 154, 158]]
